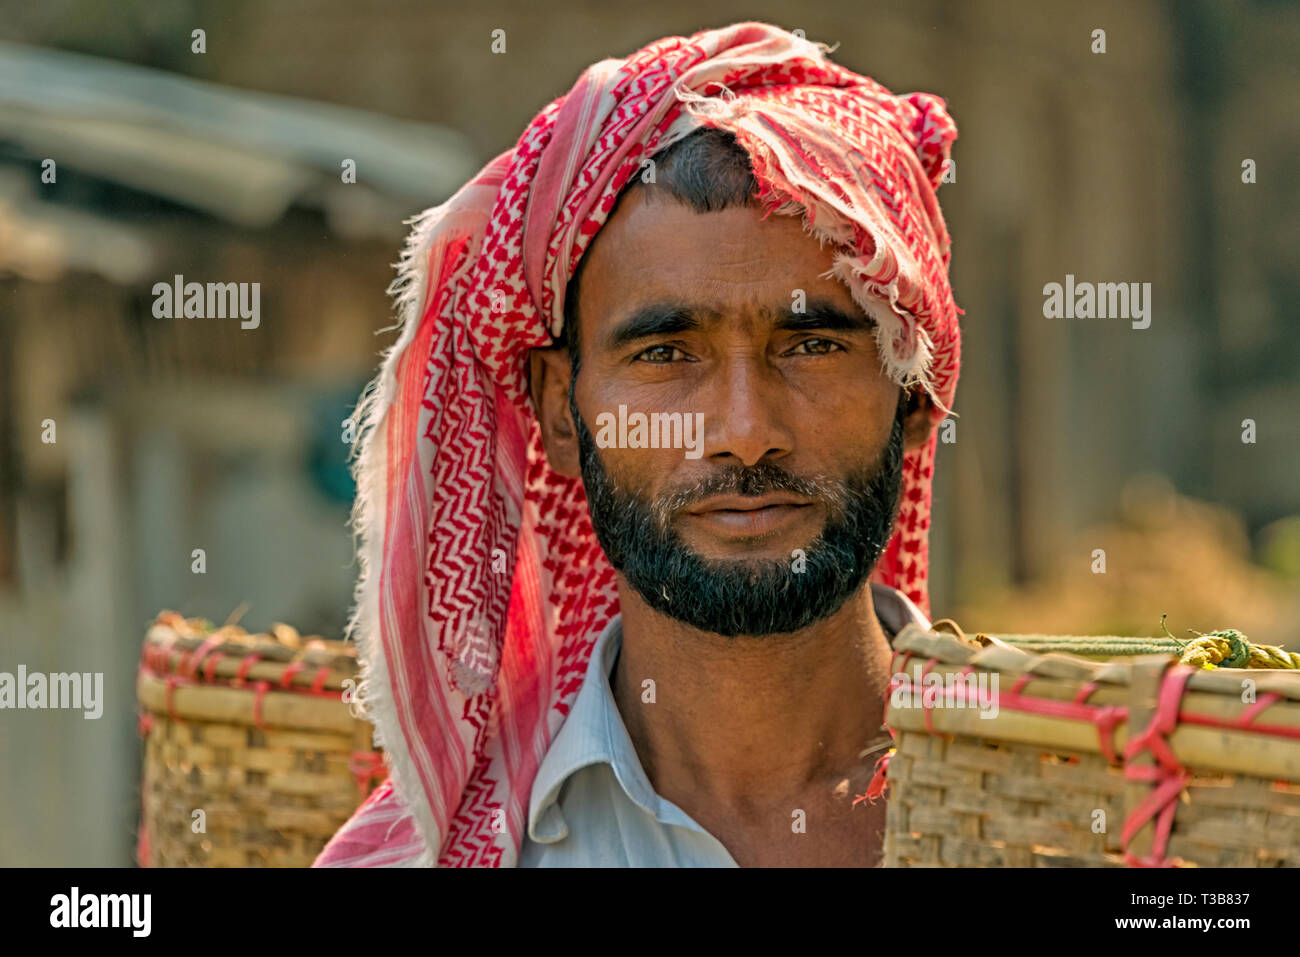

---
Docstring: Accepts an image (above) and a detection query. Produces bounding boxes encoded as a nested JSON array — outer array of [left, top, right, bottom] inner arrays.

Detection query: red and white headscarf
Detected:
[[314, 21, 960, 867]]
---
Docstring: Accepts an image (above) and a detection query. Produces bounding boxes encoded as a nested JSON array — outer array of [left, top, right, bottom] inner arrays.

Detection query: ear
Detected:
[[901, 387, 937, 453], [528, 347, 581, 478]]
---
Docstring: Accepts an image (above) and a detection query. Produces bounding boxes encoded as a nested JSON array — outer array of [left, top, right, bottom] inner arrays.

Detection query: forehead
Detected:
[[572, 189, 861, 334]]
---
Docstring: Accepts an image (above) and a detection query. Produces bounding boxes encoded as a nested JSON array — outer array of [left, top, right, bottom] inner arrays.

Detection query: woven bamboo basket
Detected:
[[136, 611, 385, 867], [880, 623, 1300, 867]]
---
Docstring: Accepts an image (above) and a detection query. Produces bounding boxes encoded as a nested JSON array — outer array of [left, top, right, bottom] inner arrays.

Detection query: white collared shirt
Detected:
[[517, 583, 930, 867]]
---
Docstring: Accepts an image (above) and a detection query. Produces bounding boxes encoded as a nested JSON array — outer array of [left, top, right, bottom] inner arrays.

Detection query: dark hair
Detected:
[[555, 126, 760, 377]]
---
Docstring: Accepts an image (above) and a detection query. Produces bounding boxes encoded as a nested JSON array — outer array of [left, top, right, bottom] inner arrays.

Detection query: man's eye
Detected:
[[635, 344, 685, 363], [790, 338, 843, 356]]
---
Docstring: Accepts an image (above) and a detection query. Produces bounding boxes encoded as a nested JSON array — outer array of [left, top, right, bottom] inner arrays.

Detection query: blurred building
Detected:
[[1, 0, 1298, 865]]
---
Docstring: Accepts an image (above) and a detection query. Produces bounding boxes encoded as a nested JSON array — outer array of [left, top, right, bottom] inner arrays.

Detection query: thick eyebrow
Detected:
[[605, 304, 707, 350], [603, 298, 873, 351], [768, 299, 876, 334]]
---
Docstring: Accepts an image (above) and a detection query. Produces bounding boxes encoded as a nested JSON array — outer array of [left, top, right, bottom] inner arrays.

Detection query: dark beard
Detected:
[[571, 387, 906, 637]]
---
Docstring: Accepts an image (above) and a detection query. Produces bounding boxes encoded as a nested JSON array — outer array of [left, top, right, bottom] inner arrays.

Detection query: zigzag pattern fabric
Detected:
[[314, 20, 961, 867]]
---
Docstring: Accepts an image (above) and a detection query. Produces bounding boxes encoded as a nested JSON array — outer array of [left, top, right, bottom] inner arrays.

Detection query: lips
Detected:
[[683, 495, 814, 539], [686, 494, 812, 514]]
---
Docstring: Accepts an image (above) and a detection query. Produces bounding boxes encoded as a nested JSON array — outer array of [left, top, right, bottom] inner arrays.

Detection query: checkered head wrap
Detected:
[[314, 21, 959, 866]]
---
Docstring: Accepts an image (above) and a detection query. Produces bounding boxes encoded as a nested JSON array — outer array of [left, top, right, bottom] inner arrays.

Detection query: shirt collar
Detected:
[[526, 611, 629, 843], [525, 582, 931, 844]]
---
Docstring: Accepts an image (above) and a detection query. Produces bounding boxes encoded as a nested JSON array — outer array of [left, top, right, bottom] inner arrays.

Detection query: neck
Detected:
[[610, 577, 894, 820]]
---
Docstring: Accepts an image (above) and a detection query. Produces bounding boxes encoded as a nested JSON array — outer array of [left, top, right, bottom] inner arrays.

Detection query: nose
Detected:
[[697, 354, 795, 467]]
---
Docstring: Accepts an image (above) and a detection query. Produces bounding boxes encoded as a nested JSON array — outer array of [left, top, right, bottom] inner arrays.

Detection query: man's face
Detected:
[[535, 189, 924, 636]]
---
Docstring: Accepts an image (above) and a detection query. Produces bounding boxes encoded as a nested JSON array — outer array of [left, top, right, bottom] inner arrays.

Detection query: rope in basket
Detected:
[[1029, 630, 1300, 669], [936, 616, 1300, 671], [1174, 630, 1300, 670]]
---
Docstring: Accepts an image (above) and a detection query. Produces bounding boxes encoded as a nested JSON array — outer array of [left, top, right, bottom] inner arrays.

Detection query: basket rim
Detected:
[[145, 610, 359, 677], [893, 624, 1300, 701]]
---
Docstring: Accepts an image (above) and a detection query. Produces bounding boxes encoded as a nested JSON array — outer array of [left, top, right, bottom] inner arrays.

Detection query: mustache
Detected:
[[649, 462, 852, 530]]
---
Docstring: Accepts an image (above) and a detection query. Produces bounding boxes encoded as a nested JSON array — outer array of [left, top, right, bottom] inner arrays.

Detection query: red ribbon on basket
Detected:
[[858, 746, 896, 806], [1120, 666, 1195, 867]]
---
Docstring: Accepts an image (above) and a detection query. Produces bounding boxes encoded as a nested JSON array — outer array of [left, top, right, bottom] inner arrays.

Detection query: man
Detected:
[[315, 21, 960, 867]]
